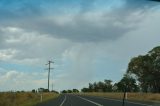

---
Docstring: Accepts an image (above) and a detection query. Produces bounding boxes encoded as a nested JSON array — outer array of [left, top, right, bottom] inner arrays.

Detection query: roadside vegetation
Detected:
[[0, 92, 59, 106], [80, 92, 160, 103]]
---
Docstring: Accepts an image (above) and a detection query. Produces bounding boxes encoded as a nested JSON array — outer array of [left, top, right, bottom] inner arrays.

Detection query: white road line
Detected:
[[103, 98, 152, 106], [126, 101, 153, 106], [77, 96, 103, 106], [104, 98, 152, 106], [60, 95, 67, 106], [86, 96, 153, 106]]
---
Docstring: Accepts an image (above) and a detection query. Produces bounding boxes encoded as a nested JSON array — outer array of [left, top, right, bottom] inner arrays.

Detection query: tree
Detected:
[[38, 88, 49, 92], [116, 74, 139, 92], [93, 82, 98, 92], [73, 89, 79, 93], [127, 46, 160, 93], [61, 90, 67, 93], [51, 90, 59, 94], [32, 89, 36, 93], [97, 81, 105, 92], [81, 88, 89, 92], [89, 83, 94, 92], [67, 90, 72, 93], [104, 80, 113, 92], [86, 80, 113, 92]]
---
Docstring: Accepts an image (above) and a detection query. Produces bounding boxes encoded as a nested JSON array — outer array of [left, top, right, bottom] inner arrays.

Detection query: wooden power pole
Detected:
[[46, 60, 54, 91]]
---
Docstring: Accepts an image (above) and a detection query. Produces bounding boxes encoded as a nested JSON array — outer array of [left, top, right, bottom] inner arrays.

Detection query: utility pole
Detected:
[[45, 60, 54, 91]]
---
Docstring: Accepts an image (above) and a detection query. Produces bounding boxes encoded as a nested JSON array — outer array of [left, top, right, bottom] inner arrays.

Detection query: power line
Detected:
[[45, 60, 54, 91]]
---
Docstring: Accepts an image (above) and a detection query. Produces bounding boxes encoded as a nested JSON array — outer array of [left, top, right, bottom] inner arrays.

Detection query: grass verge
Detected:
[[0, 92, 59, 106], [79, 92, 160, 103]]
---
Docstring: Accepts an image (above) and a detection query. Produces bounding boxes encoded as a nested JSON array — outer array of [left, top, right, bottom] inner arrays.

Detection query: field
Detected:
[[0, 92, 59, 106], [80, 92, 160, 103]]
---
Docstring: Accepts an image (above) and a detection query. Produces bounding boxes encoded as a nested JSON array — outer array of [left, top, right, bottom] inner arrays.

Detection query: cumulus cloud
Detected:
[[0, 26, 74, 65], [0, 68, 48, 91]]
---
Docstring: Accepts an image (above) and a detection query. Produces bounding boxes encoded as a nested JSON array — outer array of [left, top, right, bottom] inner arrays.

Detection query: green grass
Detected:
[[0, 92, 59, 106]]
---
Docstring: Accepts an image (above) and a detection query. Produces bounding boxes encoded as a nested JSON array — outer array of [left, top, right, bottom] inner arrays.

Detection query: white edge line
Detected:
[[60, 95, 66, 106], [77, 96, 103, 106], [126, 101, 153, 106], [104, 98, 152, 106], [86, 96, 153, 106]]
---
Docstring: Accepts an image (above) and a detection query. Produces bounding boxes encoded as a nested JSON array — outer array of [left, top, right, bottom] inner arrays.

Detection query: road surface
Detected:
[[37, 94, 159, 106]]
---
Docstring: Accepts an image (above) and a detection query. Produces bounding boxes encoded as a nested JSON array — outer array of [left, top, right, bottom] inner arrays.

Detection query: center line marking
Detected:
[[60, 95, 66, 106], [77, 96, 103, 106]]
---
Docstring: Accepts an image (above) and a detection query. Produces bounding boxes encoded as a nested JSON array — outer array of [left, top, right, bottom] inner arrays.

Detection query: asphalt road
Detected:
[[37, 94, 159, 106]]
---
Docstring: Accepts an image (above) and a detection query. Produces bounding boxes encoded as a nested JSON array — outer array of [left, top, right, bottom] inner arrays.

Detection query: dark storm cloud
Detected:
[[123, 0, 160, 12], [150, 0, 160, 2], [19, 15, 133, 42], [0, 0, 159, 42]]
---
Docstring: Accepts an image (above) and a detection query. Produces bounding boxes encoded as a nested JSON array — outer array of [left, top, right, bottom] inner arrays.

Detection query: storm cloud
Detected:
[[0, 0, 159, 42]]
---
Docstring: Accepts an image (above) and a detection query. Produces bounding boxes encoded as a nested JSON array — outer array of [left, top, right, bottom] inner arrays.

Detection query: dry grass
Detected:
[[0, 92, 59, 106], [80, 92, 160, 103]]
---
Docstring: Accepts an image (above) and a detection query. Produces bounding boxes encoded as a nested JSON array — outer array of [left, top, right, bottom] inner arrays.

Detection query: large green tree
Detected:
[[127, 46, 160, 93]]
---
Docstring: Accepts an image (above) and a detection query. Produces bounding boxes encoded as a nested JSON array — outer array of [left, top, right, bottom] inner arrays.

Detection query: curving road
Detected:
[[37, 94, 158, 106]]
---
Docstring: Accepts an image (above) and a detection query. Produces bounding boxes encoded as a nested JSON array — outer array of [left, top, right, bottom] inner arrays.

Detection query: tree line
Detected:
[[61, 89, 79, 93], [81, 74, 139, 93]]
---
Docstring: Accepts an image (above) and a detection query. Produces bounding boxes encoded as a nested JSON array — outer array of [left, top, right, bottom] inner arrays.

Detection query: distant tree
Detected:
[[97, 81, 105, 90], [38, 88, 49, 92], [21, 90, 25, 93], [51, 90, 59, 94], [61, 90, 67, 93], [104, 80, 113, 92], [112, 83, 118, 92], [43, 89, 49, 92], [38, 88, 44, 92], [32, 89, 36, 93], [16, 91, 20, 93], [67, 90, 72, 93], [93, 82, 98, 92], [89, 83, 94, 92], [81, 88, 89, 92], [86, 80, 113, 92], [72, 89, 79, 93]]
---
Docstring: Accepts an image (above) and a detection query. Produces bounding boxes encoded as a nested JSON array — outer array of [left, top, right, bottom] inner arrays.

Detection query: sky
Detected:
[[0, 0, 160, 92]]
